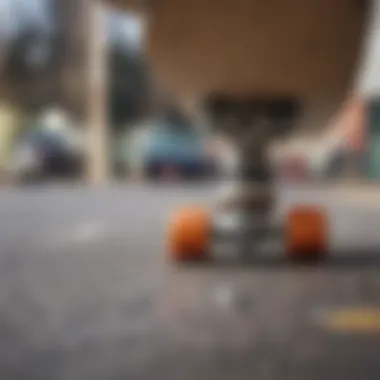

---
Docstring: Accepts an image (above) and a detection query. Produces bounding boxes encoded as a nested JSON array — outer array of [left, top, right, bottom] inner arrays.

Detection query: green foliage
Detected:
[[4, 27, 42, 85], [108, 46, 150, 129], [4, 18, 150, 128]]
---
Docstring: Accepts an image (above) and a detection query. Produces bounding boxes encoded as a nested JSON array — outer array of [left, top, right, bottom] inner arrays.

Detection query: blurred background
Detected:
[[0, 0, 219, 185], [0, 0, 372, 186]]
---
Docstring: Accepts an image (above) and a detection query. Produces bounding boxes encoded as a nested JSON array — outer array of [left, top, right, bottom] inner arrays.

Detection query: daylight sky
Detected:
[[0, 0, 48, 36], [0, 0, 144, 49]]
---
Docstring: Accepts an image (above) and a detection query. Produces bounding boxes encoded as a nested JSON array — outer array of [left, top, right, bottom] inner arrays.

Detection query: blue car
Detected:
[[142, 123, 215, 180]]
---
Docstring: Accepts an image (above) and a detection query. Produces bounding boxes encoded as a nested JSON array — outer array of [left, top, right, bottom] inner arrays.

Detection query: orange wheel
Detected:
[[286, 206, 327, 261], [168, 206, 211, 262]]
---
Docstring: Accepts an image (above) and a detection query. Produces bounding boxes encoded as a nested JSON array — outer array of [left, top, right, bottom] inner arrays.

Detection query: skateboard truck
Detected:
[[166, 95, 328, 263]]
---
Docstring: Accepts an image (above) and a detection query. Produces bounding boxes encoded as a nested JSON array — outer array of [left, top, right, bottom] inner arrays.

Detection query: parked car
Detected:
[[10, 128, 83, 183], [121, 115, 217, 180], [142, 124, 216, 180]]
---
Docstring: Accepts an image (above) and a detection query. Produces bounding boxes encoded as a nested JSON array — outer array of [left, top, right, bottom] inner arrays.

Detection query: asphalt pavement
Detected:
[[0, 182, 380, 380]]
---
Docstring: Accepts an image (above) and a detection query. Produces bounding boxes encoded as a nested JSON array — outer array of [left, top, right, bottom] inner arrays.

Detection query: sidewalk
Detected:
[[282, 179, 380, 204], [330, 180, 380, 203]]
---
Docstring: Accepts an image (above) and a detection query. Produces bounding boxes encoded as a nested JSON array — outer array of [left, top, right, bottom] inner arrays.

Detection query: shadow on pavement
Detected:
[[179, 251, 380, 271]]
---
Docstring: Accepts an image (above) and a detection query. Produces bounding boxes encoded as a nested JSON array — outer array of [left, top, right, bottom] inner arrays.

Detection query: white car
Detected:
[[9, 142, 43, 181]]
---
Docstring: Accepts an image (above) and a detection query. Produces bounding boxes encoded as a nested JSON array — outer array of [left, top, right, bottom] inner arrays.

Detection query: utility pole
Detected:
[[86, 0, 109, 185], [54, 0, 109, 185]]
